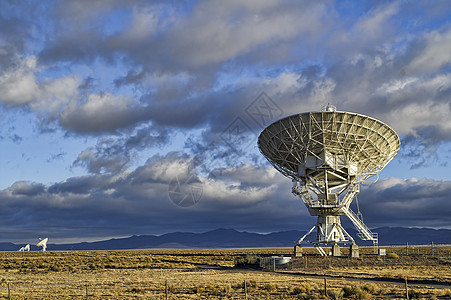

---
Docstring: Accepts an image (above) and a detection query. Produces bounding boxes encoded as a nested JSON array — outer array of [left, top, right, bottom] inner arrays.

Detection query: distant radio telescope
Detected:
[[258, 104, 400, 256], [36, 238, 49, 251], [18, 244, 30, 251]]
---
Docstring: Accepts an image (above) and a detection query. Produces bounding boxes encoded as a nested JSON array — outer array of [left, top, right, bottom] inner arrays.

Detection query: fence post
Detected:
[[405, 276, 409, 299], [7, 282, 10, 300], [324, 277, 327, 296], [244, 280, 248, 300], [86, 283, 88, 300], [68, 271, 71, 284], [165, 279, 168, 300]]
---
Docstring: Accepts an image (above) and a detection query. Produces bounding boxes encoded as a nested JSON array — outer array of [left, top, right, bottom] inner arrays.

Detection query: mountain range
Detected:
[[2, 227, 450, 251]]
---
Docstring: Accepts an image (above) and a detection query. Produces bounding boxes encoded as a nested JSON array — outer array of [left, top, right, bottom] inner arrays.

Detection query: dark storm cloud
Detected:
[[358, 178, 451, 228], [135, 30, 450, 163], [47, 175, 110, 195], [32, 0, 341, 134], [0, 154, 308, 243], [99, 0, 335, 72], [2, 154, 449, 243], [3, 0, 450, 148], [0, 1, 31, 67], [141, 88, 272, 133], [10, 181, 45, 196], [59, 93, 148, 134], [37, 0, 142, 65]]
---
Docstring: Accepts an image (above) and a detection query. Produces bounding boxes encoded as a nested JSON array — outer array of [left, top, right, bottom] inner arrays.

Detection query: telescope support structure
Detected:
[[292, 178, 378, 252], [258, 108, 400, 256]]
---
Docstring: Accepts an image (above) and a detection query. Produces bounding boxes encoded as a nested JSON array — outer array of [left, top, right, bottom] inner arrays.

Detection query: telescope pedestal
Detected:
[[294, 245, 303, 257], [297, 215, 354, 246], [332, 244, 341, 256], [316, 215, 348, 243], [258, 108, 400, 251], [349, 244, 359, 258]]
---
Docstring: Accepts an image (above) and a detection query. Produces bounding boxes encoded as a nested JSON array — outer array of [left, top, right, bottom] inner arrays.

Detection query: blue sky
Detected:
[[0, 0, 450, 243]]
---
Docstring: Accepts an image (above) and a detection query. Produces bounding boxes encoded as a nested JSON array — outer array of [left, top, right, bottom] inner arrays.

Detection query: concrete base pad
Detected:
[[294, 245, 303, 257], [350, 244, 359, 258]]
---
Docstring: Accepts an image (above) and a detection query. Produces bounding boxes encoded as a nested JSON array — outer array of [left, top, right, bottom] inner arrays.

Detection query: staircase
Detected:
[[342, 207, 377, 242], [315, 246, 327, 256]]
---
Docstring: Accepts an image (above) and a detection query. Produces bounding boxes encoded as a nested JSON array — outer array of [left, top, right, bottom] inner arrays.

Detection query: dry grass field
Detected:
[[0, 245, 449, 299]]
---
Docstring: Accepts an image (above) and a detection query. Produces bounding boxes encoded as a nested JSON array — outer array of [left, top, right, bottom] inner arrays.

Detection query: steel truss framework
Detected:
[[258, 110, 400, 249]]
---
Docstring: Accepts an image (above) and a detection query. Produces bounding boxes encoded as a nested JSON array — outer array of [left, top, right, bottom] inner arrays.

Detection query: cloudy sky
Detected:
[[0, 0, 450, 244]]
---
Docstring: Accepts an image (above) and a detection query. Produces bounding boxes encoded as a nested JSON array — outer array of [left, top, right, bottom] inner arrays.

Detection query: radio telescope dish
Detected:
[[36, 238, 48, 251], [258, 107, 400, 256], [18, 244, 30, 251]]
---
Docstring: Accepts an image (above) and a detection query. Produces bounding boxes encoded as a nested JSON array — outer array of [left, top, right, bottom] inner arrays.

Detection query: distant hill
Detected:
[[4, 227, 451, 251], [47, 229, 303, 251], [0, 242, 21, 252], [374, 227, 451, 246]]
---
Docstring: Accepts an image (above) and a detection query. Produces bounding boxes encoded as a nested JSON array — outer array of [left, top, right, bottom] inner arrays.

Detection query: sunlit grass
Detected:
[[0, 245, 448, 299]]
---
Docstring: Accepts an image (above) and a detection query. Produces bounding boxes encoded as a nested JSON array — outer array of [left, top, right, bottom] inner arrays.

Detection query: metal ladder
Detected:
[[315, 246, 327, 256], [342, 207, 377, 244]]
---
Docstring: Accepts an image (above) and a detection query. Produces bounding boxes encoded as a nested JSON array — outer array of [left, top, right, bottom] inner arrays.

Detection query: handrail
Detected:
[[341, 207, 376, 241]]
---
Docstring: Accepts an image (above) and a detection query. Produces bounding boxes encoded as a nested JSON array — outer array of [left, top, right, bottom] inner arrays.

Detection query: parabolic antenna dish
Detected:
[[258, 110, 400, 184], [37, 238, 48, 251], [258, 107, 400, 254], [36, 238, 48, 247]]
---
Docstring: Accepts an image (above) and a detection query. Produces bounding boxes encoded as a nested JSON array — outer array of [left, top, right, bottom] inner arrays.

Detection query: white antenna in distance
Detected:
[[36, 238, 48, 251], [18, 244, 30, 251]]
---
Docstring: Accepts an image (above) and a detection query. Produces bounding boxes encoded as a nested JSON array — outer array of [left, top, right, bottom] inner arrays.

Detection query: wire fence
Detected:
[[0, 245, 449, 299], [1, 270, 449, 300]]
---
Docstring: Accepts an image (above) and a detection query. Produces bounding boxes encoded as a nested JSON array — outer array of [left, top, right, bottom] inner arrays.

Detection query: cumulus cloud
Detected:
[[60, 93, 145, 133], [161, 0, 327, 67], [359, 177, 451, 228], [352, 1, 399, 43], [406, 28, 451, 74], [0, 55, 79, 115], [0, 0, 450, 242], [3, 0, 450, 145], [130, 152, 197, 184], [0, 154, 301, 242], [73, 124, 170, 174], [2, 154, 450, 243], [10, 181, 45, 196], [0, 57, 39, 105]]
